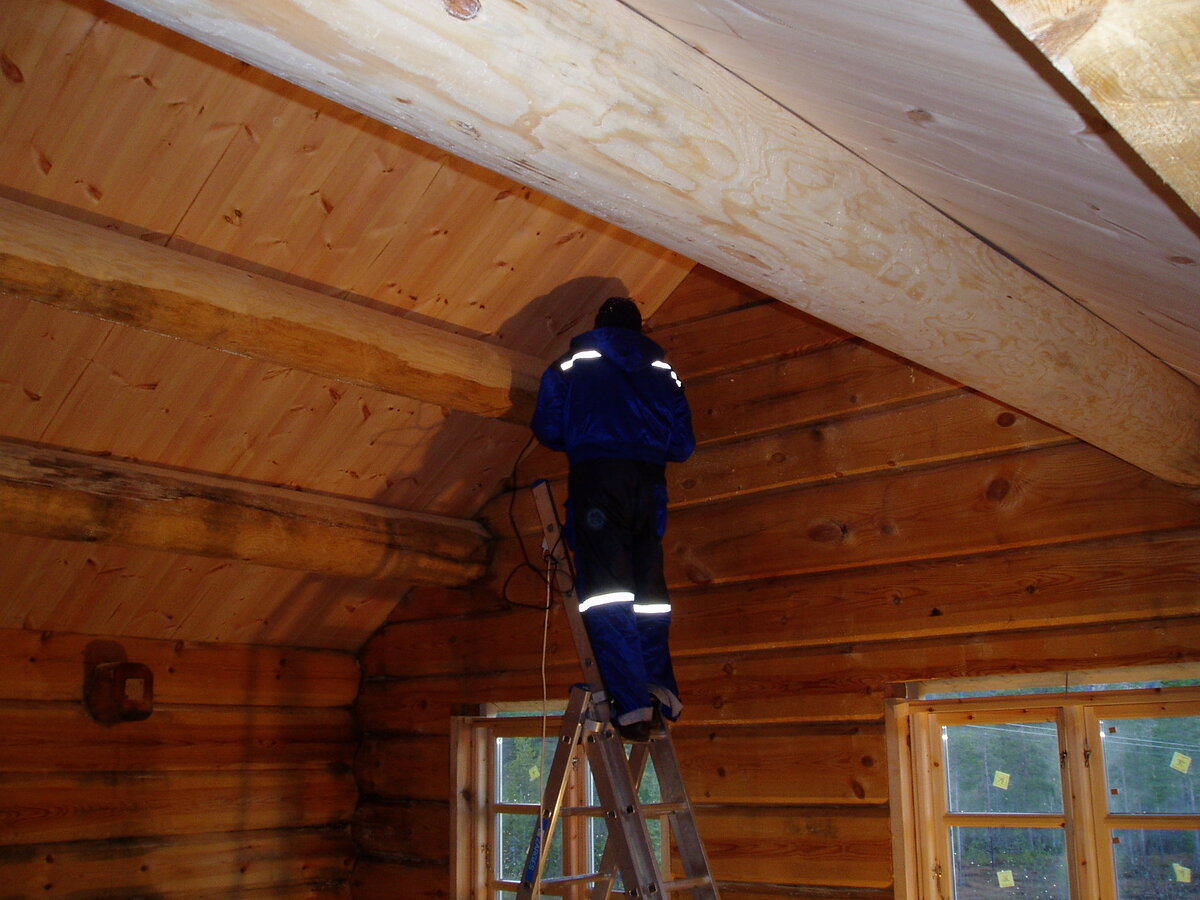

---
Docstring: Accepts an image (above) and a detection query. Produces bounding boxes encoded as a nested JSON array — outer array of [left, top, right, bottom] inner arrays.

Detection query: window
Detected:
[[453, 706, 665, 899], [890, 681, 1200, 900]]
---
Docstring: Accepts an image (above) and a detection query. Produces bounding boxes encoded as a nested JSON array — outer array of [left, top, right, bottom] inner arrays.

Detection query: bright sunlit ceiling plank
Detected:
[[989, 0, 1200, 216], [104, 0, 1200, 484]]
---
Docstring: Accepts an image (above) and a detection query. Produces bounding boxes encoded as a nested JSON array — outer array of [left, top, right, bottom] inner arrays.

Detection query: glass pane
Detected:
[[497, 735, 557, 804], [1112, 829, 1200, 899], [950, 826, 1070, 899], [1101, 716, 1200, 815], [944, 721, 1063, 813], [497, 813, 562, 881]]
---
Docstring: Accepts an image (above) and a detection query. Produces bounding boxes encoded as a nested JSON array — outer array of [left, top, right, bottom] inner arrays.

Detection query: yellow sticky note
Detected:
[[1174, 862, 1192, 883], [528, 765, 540, 782], [1170, 752, 1192, 774], [997, 869, 1015, 888], [993, 770, 1011, 790]]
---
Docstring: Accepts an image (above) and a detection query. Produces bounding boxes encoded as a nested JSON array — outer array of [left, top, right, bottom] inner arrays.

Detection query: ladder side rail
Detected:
[[588, 742, 656, 900], [517, 687, 595, 900], [531, 479, 606, 695], [586, 725, 665, 899], [648, 728, 721, 899]]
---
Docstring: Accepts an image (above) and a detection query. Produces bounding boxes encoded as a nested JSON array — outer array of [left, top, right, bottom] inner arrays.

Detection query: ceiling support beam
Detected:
[[0, 198, 541, 424], [988, 0, 1200, 217], [102, 0, 1200, 485], [0, 440, 491, 586]]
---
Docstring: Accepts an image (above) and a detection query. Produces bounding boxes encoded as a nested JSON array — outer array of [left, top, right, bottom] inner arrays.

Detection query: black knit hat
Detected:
[[594, 296, 643, 332]]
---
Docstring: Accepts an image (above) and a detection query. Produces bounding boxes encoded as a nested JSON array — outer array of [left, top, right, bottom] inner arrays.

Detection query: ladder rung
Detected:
[[662, 874, 715, 892], [537, 872, 615, 886], [560, 800, 687, 817]]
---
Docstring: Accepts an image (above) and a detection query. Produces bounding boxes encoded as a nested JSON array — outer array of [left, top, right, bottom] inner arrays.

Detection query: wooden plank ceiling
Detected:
[[0, 0, 1196, 650], [0, 0, 689, 648]]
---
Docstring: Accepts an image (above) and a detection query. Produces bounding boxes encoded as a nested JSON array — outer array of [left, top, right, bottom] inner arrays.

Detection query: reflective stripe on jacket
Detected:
[[531, 327, 695, 465]]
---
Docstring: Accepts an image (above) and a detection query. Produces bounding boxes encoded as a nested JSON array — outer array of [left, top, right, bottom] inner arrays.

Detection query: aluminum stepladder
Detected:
[[516, 480, 719, 900]]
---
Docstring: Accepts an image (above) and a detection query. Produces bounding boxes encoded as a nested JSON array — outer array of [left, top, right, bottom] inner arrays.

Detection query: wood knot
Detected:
[[986, 478, 1011, 501], [443, 0, 480, 19], [808, 521, 847, 543], [996, 412, 1017, 427]]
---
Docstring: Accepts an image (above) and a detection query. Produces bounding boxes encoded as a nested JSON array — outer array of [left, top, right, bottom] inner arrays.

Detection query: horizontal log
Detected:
[[0, 769, 356, 844], [362, 529, 1200, 692], [671, 724, 888, 806], [668, 528, 1200, 656], [0, 827, 353, 898], [0, 627, 360, 706], [678, 617, 1200, 726], [0, 701, 354, 772], [360, 607, 575, 679], [105, 0, 1200, 484], [358, 617, 1200, 732], [514, 339, 961, 486], [0, 197, 541, 423], [696, 806, 892, 890], [353, 800, 450, 863], [668, 392, 1068, 507], [0, 440, 490, 586], [357, 669, 578, 736], [661, 443, 1200, 587], [717, 885, 893, 900], [651, 301, 849, 379], [383, 586, 507, 624], [492, 442, 1200, 592], [356, 736, 451, 801], [646, 267, 772, 330], [502, 390, 1069, 527], [351, 859, 448, 900]]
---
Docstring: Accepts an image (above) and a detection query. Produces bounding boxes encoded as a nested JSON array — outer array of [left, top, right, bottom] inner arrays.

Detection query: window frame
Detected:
[[452, 706, 668, 899], [889, 684, 1200, 900]]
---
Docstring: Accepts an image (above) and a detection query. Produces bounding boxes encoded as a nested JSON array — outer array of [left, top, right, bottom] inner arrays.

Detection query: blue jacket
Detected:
[[531, 327, 695, 465]]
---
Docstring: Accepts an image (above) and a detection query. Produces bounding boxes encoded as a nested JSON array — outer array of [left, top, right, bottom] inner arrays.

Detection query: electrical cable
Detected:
[[501, 433, 574, 609]]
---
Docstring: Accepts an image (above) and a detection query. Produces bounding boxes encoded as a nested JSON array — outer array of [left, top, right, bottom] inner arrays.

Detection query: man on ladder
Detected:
[[531, 296, 695, 741], [523, 296, 717, 899]]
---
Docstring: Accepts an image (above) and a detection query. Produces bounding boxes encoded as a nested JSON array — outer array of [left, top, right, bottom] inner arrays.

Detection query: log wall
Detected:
[[353, 267, 1200, 898], [0, 627, 361, 899]]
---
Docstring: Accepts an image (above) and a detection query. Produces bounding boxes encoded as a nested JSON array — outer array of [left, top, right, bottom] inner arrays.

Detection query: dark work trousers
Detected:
[[566, 458, 681, 726]]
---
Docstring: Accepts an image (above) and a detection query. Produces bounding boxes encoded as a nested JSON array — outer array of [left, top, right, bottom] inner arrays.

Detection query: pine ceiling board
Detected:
[[626, 0, 1200, 378], [0, 0, 257, 239], [0, 538, 210, 640], [28, 320, 472, 510], [169, 565, 397, 649], [340, 154, 692, 348], [0, 299, 113, 443], [0, 535, 391, 649], [167, 84, 453, 298]]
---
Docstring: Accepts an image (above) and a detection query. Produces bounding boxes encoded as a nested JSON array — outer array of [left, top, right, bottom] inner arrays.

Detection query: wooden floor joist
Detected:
[[0, 440, 491, 586], [0, 198, 541, 424], [103, 0, 1200, 485]]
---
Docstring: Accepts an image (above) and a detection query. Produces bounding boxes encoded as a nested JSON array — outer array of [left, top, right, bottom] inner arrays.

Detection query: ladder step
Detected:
[[662, 874, 715, 892], [537, 872, 615, 887], [560, 800, 688, 818]]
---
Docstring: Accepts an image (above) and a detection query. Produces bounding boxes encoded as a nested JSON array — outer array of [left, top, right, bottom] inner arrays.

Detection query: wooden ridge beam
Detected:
[[0, 198, 541, 423], [989, 0, 1200, 216], [0, 440, 490, 586], [103, 0, 1200, 484]]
